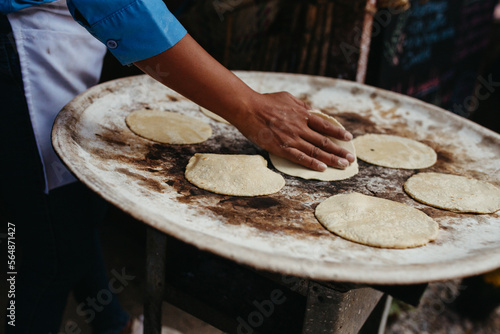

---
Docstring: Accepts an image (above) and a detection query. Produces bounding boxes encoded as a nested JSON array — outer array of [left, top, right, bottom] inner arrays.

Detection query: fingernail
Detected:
[[317, 162, 327, 171], [344, 132, 353, 141], [346, 153, 355, 162], [338, 159, 349, 167]]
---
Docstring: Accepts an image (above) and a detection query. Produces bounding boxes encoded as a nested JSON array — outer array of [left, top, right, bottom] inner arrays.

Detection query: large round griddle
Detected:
[[52, 72, 500, 284]]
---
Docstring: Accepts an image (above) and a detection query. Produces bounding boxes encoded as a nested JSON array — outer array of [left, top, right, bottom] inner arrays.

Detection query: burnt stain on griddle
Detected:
[[435, 150, 454, 168], [333, 112, 378, 135], [95, 128, 129, 147], [145, 143, 196, 171], [166, 94, 179, 102], [425, 142, 484, 178], [219, 197, 282, 210], [147, 168, 160, 173], [351, 87, 363, 95], [479, 133, 499, 148], [115, 167, 164, 193], [210, 134, 260, 155], [418, 206, 462, 221], [209, 194, 329, 237]]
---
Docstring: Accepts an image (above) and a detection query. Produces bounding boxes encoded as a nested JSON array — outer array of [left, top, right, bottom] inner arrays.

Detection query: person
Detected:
[[1, 0, 355, 333], [1, 1, 134, 333]]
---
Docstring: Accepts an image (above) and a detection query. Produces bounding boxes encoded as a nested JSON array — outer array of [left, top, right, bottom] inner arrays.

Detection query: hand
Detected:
[[135, 34, 355, 172], [232, 91, 356, 172]]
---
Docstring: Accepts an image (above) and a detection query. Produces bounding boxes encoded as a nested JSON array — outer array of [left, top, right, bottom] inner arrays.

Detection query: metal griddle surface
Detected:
[[53, 72, 500, 284]]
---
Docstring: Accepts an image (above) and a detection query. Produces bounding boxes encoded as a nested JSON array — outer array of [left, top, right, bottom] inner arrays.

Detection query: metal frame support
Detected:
[[144, 227, 167, 334], [302, 281, 383, 334]]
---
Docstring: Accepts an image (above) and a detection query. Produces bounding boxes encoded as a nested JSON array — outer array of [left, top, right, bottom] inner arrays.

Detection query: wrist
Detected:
[[218, 87, 262, 128]]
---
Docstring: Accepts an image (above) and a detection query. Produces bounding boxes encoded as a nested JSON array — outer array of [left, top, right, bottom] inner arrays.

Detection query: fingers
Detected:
[[279, 137, 352, 171], [307, 112, 353, 141], [280, 146, 329, 172], [300, 131, 356, 165]]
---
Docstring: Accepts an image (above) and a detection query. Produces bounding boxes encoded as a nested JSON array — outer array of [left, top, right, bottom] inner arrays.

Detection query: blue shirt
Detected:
[[0, 0, 58, 13], [1, 0, 187, 65]]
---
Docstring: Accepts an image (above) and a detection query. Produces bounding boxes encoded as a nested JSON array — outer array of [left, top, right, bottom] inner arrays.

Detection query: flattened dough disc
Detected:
[[353, 133, 436, 169], [126, 109, 212, 144], [404, 172, 500, 213], [185, 153, 285, 196], [269, 110, 358, 181], [315, 192, 439, 249], [199, 106, 231, 124]]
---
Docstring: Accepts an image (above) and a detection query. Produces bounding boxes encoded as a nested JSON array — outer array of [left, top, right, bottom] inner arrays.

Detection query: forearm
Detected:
[[134, 34, 256, 127]]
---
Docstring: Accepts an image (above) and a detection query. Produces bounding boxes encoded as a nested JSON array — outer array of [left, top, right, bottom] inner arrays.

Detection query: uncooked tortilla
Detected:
[[404, 172, 500, 213], [199, 106, 231, 124], [269, 110, 358, 181], [185, 153, 285, 196], [353, 133, 436, 169], [126, 109, 212, 144], [315, 192, 439, 249]]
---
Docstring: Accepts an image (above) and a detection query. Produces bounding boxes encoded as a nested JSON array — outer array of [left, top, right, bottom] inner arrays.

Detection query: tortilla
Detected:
[[199, 106, 231, 124], [269, 110, 358, 181], [353, 133, 436, 169], [315, 192, 439, 248], [126, 109, 212, 144], [185, 153, 285, 196], [404, 172, 500, 213]]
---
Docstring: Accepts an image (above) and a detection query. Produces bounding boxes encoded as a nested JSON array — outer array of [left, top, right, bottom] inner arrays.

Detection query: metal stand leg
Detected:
[[301, 281, 383, 334], [144, 227, 167, 334]]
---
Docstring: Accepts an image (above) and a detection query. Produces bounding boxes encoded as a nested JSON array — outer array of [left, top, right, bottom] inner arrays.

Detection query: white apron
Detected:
[[8, 0, 107, 193]]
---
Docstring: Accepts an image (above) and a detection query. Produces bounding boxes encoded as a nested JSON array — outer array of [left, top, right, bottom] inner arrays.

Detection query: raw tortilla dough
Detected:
[[185, 153, 285, 196], [315, 192, 439, 249], [269, 110, 358, 181], [404, 172, 500, 213], [353, 133, 436, 169], [126, 109, 212, 144], [199, 106, 231, 124]]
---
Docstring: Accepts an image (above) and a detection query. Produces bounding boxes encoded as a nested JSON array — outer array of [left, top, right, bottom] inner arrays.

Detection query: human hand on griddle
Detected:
[[232, 91, 355, 171], [135, 34, 355, 171]]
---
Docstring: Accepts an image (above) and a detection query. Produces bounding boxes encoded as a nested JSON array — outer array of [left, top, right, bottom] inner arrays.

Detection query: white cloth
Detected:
[[8, 0, 106, 193]]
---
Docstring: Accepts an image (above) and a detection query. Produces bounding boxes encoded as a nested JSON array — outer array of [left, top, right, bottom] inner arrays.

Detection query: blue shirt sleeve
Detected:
[[1, 0, 57, 14], [67, 0, 187, 65]]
